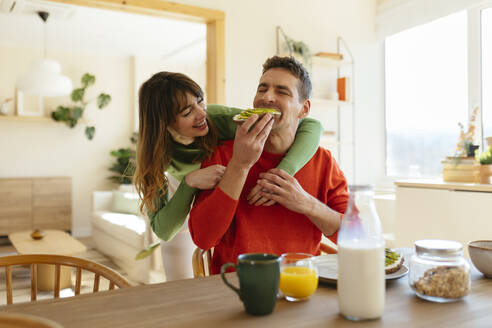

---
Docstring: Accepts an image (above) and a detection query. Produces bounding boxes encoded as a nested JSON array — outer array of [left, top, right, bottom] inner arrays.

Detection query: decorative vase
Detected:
[[467, 144, 479, 157], [479, 165, 492, 184]]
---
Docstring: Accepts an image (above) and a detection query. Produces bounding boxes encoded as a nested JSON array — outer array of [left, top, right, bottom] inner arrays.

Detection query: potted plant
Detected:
[[456, 106, 480, 157], [277, 26, 312, 70], [476, 146, 492, 184], [109, 133, 137, 188], [51, 73, 111, 140]]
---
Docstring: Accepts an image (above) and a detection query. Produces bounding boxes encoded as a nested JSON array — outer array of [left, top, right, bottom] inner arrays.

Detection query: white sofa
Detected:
[[91, 191, 163, 284]]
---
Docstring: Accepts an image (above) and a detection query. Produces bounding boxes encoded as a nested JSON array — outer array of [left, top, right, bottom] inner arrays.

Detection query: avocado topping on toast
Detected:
[[385, 248, 404, 274], [233, 108, 281, 121]]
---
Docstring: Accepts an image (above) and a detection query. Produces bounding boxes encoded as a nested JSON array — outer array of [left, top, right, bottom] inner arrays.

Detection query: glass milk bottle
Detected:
[[337, 185, 385, 321]]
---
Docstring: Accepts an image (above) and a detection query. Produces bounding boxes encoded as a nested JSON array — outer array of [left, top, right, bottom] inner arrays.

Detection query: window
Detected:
[[482, 7, 492, 141], [385, 11, 468, 178]]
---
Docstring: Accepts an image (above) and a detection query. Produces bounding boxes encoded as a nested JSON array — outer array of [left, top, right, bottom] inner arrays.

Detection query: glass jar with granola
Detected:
[[409, 239, 470, 303]]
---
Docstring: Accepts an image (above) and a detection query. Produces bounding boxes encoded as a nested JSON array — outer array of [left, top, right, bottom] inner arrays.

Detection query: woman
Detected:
[[134, 71, 322, 280]]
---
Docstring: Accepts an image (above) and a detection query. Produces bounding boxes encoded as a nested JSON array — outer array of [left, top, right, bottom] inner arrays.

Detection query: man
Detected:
[[189, 56, 348, 274]]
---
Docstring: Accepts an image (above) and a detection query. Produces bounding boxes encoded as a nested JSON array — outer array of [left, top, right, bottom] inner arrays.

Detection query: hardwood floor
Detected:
[[0, 236, 159, 306]]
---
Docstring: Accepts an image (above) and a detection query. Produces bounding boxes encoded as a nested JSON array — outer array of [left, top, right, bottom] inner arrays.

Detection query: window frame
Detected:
[[382, 4, 491, 184]]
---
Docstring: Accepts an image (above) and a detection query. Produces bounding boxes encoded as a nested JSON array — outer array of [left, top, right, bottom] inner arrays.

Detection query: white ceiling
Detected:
[[0, 0, 206, 58]]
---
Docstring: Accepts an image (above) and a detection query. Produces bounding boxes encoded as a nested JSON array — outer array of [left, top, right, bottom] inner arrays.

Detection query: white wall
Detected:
[[0, 47, 133, 236], [173, 0, 385, 186], [0, 5, 207, 237]]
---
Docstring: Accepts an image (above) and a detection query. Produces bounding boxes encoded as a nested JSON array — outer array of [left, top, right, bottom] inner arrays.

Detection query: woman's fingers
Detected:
[[259, 190, 281, 204], [252, 196, 270, 206], [262, 199, 276, 206], [248, 192, 262, 205], [247, 184, 262, 201], [214, 164, 226, 178]]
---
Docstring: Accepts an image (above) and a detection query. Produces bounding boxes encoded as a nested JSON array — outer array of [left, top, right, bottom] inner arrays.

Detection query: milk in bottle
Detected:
[[337, 185, 385, 321]]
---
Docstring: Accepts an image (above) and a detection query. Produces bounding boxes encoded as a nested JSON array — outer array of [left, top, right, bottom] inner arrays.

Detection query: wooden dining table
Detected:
[[0, 268, 491, 327]]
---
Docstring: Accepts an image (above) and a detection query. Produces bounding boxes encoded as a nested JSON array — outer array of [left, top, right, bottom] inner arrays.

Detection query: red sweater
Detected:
[[189, 140, 348, 274]]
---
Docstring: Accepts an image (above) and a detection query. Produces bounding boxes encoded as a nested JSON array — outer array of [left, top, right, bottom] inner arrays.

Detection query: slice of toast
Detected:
[[233, 108, 281, 122], [385, 249, 404, 274]]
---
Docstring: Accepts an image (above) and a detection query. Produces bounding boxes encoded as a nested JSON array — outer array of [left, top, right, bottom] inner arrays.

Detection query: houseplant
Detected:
[[51, 73, 111, 140], [108, 133, 137, 185], [277, 26, 312, 70], [476, 146, 492, 184], [456, 106, 480, 157]]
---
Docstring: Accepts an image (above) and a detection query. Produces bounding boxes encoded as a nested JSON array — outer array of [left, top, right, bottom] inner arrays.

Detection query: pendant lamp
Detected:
[[16, 11, 72, 97]]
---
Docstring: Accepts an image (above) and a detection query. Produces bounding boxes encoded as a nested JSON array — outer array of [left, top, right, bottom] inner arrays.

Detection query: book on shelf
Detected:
[[337, 77, 350, 101]]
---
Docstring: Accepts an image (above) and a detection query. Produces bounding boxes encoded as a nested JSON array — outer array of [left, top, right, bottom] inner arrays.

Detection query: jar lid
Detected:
[[415, 239, 463, 256]]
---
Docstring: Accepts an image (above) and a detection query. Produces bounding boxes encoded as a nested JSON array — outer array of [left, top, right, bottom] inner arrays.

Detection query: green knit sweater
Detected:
[[148, 104, 323, 241]]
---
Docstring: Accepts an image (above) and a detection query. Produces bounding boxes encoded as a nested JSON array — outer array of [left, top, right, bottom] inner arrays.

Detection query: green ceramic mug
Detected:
[[221, 253, 280, 316]]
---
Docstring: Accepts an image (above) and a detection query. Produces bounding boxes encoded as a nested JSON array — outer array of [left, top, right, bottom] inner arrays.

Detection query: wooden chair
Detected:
[[192, 248, 213, 278], [0, 254, 131, 305], [191, 242, 338, 278], [0, 313, 63, 328]]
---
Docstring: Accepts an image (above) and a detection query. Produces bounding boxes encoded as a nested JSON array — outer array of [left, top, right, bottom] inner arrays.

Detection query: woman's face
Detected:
[[170, 92, 208, 139]]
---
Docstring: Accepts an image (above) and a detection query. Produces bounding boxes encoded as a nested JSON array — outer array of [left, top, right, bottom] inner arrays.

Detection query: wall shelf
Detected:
[[0, 115, 52, 123], [311, 98, 352, 108], [275, 27, 356, 183], [312, 55, 352, 68]]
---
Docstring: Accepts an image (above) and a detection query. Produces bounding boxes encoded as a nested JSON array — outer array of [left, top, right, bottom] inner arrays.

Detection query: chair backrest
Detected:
[[192, 242, 338, 277], [192, 248, 212, 278], [0, 254, 131, 305], [0, 313, 63, 328], [320, 241, 338, 254]]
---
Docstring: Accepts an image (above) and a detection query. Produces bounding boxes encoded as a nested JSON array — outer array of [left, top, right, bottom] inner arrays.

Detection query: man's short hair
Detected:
[[262, 56, 312, 101]]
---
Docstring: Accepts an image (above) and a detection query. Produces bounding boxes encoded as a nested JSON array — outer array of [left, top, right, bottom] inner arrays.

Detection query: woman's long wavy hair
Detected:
[[134, 72, 218, 213]]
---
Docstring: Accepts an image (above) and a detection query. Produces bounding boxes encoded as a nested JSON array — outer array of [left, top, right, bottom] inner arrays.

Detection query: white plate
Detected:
[[315, 254, 409, 284]]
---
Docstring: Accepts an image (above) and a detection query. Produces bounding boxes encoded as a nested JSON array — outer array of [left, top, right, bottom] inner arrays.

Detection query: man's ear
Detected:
[[298, 99, 310, 119]]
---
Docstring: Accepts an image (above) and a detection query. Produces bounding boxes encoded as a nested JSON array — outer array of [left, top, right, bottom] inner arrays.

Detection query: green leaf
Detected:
[[81, 73, 95, 87], [68, 118, 78, 128], [72, 106, 84, 120], [130, 132, 138, 145], [110, 148, 133, 159], [51, 106, 70, 121], [71, 88, 85, 102], [97, 93, 111, 109], [135, 241, 161, 260], [85, 126, 95, 140]]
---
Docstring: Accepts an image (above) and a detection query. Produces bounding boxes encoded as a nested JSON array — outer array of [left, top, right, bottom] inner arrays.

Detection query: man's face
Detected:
[[253, 68, 309, 132]]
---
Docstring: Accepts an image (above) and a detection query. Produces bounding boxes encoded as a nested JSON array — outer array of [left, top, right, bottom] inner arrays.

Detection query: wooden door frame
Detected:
[[46, 0, 225, 104]]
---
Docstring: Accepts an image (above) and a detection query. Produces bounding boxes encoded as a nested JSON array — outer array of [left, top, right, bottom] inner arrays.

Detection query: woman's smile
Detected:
[[193, 119, 208, 130]]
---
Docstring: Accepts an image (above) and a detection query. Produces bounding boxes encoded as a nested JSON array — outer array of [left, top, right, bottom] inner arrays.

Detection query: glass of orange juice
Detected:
[[279, 253, 318, 302]]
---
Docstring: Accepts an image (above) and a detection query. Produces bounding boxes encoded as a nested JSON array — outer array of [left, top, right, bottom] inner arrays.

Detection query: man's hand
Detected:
[[217, 113, 274, 200], [256, 168, 313, 213], [257, 168, 342, 236], [230, 113, 274, 170], [185, 164, 226, 190], [247, 184, 276, 206]]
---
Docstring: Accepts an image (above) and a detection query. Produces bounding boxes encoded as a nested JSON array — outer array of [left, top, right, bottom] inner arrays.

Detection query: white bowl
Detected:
[[468, 240, 492, 278]]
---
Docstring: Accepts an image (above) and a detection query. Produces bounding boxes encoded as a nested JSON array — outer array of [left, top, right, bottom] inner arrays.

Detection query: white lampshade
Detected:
[[16, 59, 72, 97]]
